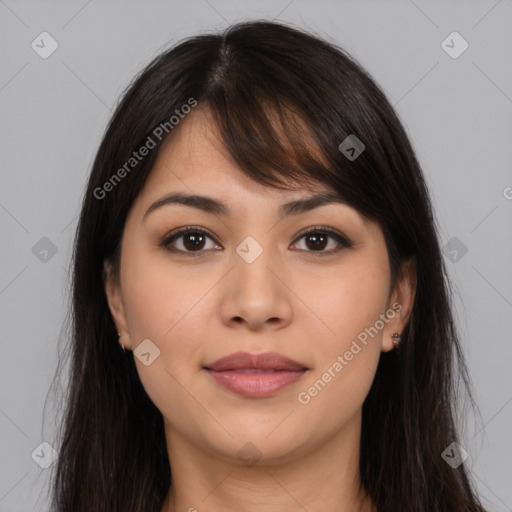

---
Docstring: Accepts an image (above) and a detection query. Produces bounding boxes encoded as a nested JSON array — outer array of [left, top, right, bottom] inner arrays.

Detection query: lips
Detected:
[[203, 351, 308, 398], [204, 351, 307, 372]]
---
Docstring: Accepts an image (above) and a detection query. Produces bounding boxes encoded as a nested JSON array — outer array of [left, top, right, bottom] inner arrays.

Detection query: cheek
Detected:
[[305, 257, 390, 344], [120, 245, 216, 376], [295, 255, 389, 407], [295, 266, 388, 430], [119, 252, 211, 429], [120, 243, 199, 339]]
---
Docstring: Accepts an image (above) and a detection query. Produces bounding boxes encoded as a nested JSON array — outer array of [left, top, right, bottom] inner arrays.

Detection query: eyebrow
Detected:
[[142, 190, 349, 222]]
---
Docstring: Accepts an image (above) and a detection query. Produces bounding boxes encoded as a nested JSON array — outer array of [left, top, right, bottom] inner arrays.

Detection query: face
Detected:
[[104, 108, 415, 466]]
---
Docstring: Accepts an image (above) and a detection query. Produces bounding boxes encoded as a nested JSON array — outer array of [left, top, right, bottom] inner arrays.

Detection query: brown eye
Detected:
[[161, 227, 220, 254], [304, 232, 329, 251], [160, 226, 352, 257], [292, 228, 352, 254], [181, 232, 207, 251]]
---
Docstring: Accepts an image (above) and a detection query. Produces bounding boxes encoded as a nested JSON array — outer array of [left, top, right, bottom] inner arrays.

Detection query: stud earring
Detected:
[[391, 332, 401, 348]]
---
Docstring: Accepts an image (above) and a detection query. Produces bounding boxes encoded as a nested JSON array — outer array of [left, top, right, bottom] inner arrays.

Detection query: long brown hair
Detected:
[[46, 20, 486, 511]]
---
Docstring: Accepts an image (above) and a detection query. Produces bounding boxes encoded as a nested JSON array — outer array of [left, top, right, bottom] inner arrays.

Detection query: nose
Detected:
[[219, 247, 293, 332]]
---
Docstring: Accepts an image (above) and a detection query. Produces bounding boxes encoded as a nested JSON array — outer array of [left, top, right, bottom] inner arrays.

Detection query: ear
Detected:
[[381, 257, 417, 352], [103, 259, 133, 350]]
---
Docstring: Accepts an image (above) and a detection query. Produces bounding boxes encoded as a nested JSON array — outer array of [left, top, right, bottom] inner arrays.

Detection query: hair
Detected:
[[46, 19, 487, 512]]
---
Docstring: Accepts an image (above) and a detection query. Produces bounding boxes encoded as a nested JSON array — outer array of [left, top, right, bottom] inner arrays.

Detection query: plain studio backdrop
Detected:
[[0, 1, 511, 510]]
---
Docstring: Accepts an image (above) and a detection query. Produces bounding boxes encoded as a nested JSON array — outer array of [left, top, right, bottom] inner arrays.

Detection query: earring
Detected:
[[391, 332, 401, 348], [117, 332, 126, 353]]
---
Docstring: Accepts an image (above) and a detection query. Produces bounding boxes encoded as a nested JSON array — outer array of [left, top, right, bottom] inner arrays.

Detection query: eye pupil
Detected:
[[306, 233, 327, 250], [183, 233, 205, 251]]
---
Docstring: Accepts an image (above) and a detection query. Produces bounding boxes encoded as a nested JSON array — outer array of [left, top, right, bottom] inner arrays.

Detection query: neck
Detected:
[[161, 409, 376, 512]]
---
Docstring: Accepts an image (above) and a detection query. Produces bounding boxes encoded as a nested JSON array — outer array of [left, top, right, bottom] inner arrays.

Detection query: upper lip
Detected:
[[204, 351, 308, 371]]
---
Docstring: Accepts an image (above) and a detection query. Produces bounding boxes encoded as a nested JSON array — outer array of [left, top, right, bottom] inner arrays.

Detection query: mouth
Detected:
[[203, 351, 308, 398], [203, 368, 308, 398], [218, 369, 283, 373]]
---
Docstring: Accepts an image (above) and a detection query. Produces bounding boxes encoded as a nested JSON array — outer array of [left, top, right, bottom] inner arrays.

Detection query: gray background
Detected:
[[1, 0, 511, 510]]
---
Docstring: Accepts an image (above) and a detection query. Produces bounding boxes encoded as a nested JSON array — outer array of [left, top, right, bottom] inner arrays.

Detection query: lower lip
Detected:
[[204, 369, 307, 398]]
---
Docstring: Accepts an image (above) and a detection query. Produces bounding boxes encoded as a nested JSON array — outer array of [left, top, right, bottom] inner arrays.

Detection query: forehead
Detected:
[[140, 108, 334, 203], [128, 108, 372, 235]]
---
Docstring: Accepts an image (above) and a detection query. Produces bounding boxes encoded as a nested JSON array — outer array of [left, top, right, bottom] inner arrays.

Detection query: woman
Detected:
[[49, 20, 486, 511]]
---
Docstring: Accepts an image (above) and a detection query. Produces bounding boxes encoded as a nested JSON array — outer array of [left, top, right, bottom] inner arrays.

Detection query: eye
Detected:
[[160, 226, 220, 255], [291, 226, 352, 255], [160, 225, 352, 256]]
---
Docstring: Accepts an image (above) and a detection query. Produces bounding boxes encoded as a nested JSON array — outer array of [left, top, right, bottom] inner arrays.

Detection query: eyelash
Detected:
[[159, 225, 352, 257]]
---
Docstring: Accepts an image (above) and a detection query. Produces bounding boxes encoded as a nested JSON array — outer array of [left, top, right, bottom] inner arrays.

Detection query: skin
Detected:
[[104, 108, 416, 512]]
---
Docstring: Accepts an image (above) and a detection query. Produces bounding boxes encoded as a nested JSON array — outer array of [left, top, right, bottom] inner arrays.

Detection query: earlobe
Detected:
[[103, 260, 131, 349]]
